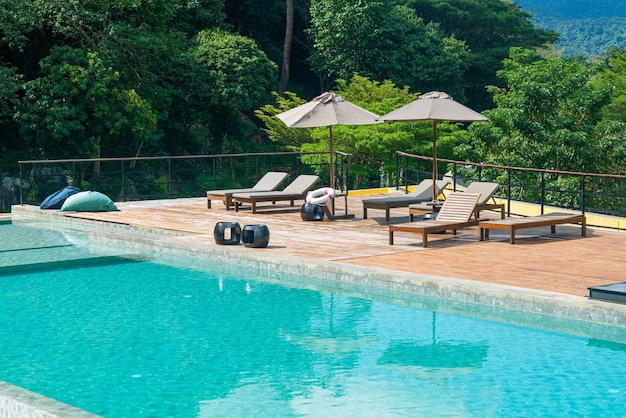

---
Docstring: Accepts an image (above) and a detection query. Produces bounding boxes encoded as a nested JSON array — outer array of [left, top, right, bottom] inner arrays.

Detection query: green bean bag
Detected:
[[59, 191, 119, 212]]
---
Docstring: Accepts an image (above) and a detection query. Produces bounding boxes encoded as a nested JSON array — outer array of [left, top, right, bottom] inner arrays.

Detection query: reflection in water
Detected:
[[377, 311, 488, 382], [378, 340, 488, 369], [588, 339, 626, 352]]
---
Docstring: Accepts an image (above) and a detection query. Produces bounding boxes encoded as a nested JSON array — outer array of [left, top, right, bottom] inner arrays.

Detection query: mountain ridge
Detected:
[[515, 0, 626, 57]]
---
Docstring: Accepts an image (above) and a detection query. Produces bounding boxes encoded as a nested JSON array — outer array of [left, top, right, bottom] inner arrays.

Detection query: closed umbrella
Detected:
[[380, 91, 488, 202], [276, 92, 381, 190]]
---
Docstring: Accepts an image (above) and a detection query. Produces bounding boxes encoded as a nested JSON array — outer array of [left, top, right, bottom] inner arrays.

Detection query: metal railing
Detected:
[[15, 151, 352, 208], [395, 151, 626, 220], [11, 149, 626, 226]]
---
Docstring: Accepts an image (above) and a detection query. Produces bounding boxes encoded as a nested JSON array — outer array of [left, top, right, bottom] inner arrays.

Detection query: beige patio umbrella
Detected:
[[276, 92, 381, 190], [380, 91, 488, 202]]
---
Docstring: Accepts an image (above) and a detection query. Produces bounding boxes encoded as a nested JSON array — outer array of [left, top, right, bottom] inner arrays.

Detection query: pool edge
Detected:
[[0, 381, 101, 418]]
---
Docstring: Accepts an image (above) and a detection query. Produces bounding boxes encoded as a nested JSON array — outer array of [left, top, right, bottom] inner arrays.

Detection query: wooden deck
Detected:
[[53, 192, 626, 298]]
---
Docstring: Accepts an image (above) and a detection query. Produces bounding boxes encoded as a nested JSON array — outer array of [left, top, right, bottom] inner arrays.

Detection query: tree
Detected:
[[191, 29, 278, 153], [16, 46, 158, 164], [589, 48, 626, 174], [279, 0, 294, 96], [223, 0, 315, 96], [404, 0, 558, 111], [309, 0, 469, 98], [594, 48, 626, 123], [464, 48, 612, 175], [0, 0, 39, 51]]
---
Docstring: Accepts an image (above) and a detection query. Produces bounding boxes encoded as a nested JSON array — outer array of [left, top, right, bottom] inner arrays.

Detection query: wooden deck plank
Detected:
[[51, 194, 626, 298]]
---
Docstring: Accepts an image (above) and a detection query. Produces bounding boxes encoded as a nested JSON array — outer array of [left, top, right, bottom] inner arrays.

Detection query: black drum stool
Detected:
[[242, 224, 270, 248], [300, 203, 324, 221], [213, 222, 242, 245]]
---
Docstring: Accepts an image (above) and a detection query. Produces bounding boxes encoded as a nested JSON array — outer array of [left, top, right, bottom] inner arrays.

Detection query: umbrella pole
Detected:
[[329, 125, 334, 190], [327, 126, 354, 219], [432, 120, 437, 202], [329, 126, 335, 216]]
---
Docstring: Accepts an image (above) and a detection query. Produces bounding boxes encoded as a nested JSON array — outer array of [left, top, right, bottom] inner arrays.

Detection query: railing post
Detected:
[[168, 159, 172, 198], [121, 161, 126, 201], [19, 164, 23, 205], [395, 152, 400, 190], [539, 171, 546, 215], [294, 154, 301, 180], [212, 157, 217, 190], [404, 156, 409, 193], [452, 163, 457, 192], [581, 175, 586, 214], [507, 168, 512, 217]]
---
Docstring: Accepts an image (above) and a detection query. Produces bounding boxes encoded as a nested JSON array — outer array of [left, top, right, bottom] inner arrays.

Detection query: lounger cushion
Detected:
[[59, 191, 119, 212], [40, 186, 81, 209]]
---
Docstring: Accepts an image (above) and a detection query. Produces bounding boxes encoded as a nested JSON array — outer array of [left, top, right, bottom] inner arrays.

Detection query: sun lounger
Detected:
[[206, 171, 288, 210], [362, 178, 451, 221], [233, 174, 320, 214], [409, 181, 505, 221], [389, 192, 482, 248], [466, 181, 505, 219], [479, 212, 586, 244]]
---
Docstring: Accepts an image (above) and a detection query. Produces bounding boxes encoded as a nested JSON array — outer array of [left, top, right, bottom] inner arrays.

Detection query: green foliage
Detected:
[[464, 48, 614, 176], [590, 48, 626, 174], [309, 0, 469, 99], [193, 29, 278, 112], [190, 29, 278, 153], [16, 46, 158, 159], [516, 0, 626, 57], [542, 17, 626, 58], [404, 0, 558, 111], [0, 0, 40, 50], [255, 92, 311, 150], [173, 0, 225, 37], [593, 49, 626, 121]]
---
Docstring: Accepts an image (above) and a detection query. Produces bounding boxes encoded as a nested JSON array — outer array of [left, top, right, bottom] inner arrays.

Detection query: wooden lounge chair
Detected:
[[479, 212, 586, 244], [233, 174, 320, 214], [408, 181, 505, 221], [206, 171, 288, 210], [389, 192, 481, 248], [362, 178, 451, 221]]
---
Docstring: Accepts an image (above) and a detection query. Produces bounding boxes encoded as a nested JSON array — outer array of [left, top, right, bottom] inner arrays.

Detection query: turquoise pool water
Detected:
[[1, 222, 626, 417]]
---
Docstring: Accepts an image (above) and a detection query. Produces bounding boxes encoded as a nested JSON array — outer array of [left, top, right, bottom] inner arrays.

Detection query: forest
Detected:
[[1, 0, 626, 207], [515, 0, 626, 57]]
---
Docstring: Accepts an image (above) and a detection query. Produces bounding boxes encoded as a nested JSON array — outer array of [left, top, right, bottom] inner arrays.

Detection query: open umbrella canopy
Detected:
[[380, 91, 488, 202], [381, 91, 488, 122], [276, 92, 381, 189], [277, 92, 381, 128]]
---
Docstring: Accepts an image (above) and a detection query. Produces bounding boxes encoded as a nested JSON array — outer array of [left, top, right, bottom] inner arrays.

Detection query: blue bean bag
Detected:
[[40, 186, 81, 210], [59, 191, 119, 212]]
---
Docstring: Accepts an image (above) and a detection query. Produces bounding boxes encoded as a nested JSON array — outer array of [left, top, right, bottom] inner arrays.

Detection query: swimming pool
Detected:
[[1, 221, 626, 417]]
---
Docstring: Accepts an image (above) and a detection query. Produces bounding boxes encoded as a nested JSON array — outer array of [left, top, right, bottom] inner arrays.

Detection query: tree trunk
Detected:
[[129, 141, 143, 169], [279, 0, 294, 96]]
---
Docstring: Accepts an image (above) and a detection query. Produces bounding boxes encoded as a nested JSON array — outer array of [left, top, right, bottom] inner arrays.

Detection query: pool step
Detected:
[[0, 255, 145, 276], [588, 282, 626, 304]]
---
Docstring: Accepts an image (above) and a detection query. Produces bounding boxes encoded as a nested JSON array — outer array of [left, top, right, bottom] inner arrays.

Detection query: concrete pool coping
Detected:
[[0, 381, 100, 418]]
